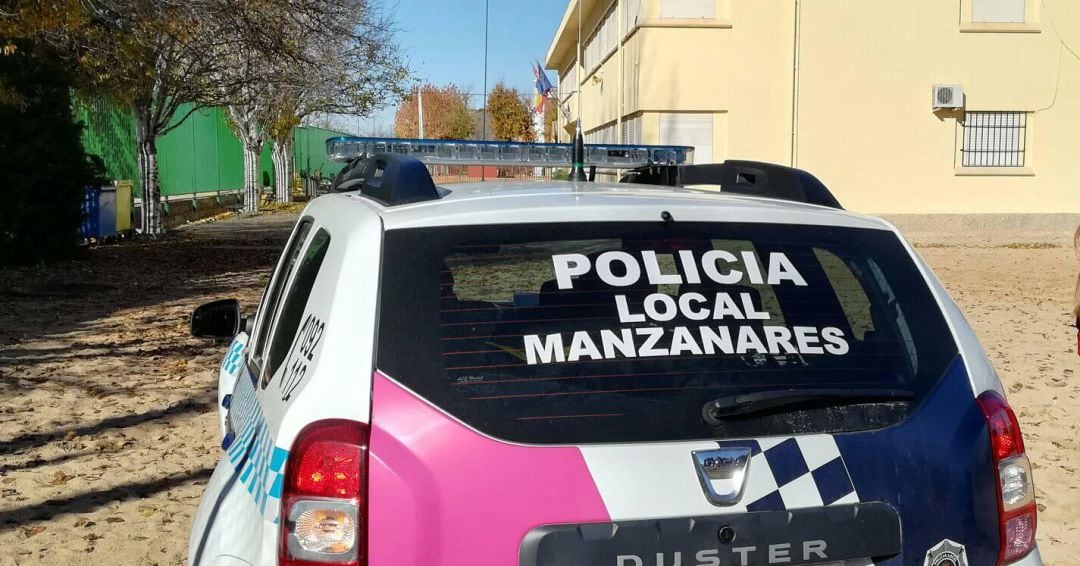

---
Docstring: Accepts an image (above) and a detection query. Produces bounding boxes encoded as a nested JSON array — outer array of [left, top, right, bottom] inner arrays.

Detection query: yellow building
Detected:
[[545, 0, 1080, 213]]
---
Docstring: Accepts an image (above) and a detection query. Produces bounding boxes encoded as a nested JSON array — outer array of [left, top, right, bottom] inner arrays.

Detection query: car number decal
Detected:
[[277, 313, 325, 402]]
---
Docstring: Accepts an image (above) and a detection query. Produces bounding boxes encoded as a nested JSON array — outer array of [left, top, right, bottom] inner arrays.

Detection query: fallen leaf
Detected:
[[47, 470, 73, 485], [21, 526, 45, 538]]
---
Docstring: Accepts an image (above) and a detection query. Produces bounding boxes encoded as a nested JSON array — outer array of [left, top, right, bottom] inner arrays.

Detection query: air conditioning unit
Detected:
[[933, 85, 965, 109]]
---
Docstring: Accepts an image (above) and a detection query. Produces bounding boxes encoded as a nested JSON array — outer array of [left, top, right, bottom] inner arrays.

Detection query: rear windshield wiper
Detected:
[[702, 388, 915, 424]]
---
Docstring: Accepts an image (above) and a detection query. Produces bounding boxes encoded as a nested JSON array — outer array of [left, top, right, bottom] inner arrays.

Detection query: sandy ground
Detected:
[[0, 211, 1077, 565]]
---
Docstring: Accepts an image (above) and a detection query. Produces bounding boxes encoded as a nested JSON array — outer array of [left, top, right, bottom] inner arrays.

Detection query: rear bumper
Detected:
[[519, 503, 901, 566]]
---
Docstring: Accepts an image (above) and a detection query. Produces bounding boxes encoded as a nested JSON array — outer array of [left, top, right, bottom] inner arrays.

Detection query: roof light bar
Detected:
[[325, 136, 694, 169]]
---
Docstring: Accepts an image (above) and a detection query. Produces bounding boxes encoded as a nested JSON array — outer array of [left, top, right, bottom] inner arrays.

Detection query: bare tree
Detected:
[[72, 1, 230, 235], [13, 0, 409, 221], [264, 0, 410, 203], [220, 46, 272, 215], [6, 0, 263, 234], [212, 0, 289, 214], [216, 0, 410, 208]]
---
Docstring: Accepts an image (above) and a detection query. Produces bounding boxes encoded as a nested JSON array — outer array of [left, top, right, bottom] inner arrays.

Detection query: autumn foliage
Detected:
[[487, 82, 535, 142], [394, 84, 474, 139]]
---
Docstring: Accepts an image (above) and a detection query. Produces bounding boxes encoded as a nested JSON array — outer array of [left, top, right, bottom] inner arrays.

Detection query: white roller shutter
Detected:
[[973, 0, 1025, 23], [660, 0, 714, 19], [621, 115, 641, 145], [660, 113, 713, 163], [625, 0, 643, 32]]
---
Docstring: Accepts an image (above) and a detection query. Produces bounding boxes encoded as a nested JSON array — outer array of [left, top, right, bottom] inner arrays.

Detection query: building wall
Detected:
[[547, 0, 1080, 213], [797, 0, 1080, 213]]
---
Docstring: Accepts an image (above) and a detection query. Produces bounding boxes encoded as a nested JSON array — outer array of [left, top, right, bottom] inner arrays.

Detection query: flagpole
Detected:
[[481, 0, 490, 141], [481, 0, 489, 181], [418, 87, 425, 139], [576, 0, 582, 132]]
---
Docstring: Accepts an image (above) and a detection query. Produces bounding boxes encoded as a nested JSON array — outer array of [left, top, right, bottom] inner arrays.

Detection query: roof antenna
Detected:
[[570, 120, 588, 182]]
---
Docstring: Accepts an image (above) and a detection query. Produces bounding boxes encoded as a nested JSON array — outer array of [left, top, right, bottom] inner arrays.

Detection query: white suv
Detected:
[[188, 146, 1040, 566]]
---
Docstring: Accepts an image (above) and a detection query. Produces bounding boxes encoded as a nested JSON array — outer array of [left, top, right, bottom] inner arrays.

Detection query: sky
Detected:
[[341, 0, 569, 135]]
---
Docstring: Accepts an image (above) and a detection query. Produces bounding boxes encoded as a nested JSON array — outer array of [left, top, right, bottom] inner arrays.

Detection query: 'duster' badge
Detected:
[[924, 539, 968, 566]]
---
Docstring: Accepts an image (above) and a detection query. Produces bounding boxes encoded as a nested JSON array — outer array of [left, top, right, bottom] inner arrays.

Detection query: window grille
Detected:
[[961, 111, 1027, 168]]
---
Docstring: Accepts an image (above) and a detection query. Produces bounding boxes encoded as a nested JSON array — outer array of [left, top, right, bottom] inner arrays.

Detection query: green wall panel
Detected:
[[157, 105, 278, 197], [78, 98, 350, 198], [215, 109, 244, 191], [156, 107, 195, 195], [294, 126, 348, 180], [260, 143, 274, 189], [192, 107, 223, 192]]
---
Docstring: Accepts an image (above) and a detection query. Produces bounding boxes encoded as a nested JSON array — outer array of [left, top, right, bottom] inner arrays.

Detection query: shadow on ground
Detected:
[[0, 211, 298, 565]]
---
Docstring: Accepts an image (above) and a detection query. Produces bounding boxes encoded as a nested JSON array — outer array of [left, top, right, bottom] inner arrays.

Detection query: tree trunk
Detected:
[[270, 145, 283, 204], [243, 144, 261, 215], [272, 139, 293, 203], [133, 106, 164, 236]]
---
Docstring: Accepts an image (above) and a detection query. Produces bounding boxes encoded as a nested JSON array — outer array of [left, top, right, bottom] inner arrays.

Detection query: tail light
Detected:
[[279, 420, 368, 566], [978, 391, 1037, 564]]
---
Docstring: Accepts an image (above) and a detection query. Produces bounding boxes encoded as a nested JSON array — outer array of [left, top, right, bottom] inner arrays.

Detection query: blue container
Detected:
[[79, 186, 118, 239], [80, 186, 100, 239]]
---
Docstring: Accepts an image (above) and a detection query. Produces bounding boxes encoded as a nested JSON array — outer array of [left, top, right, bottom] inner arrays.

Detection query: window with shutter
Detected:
[[660, 0, 714, 19], [560, 59, 577, 101], [972, 0, 1025, 23], [660, 113, 713, 163], [624, 0, 642, 33], [620, 115, 642, 145]]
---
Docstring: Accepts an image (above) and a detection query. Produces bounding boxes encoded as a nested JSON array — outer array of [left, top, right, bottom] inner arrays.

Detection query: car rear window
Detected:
[[376, 222, 959, 444]]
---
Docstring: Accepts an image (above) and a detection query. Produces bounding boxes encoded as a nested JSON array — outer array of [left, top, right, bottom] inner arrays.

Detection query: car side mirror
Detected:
[[191, 299, 243, 338]]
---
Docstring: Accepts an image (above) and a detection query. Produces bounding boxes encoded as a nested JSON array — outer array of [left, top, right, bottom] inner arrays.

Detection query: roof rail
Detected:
[[325, 136, 694, 169], [620, 160, 843, 209], [331, 153, 439, 206]]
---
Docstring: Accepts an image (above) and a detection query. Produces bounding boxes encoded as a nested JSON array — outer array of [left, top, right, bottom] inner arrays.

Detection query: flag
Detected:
[[532, 60, 554, 114]]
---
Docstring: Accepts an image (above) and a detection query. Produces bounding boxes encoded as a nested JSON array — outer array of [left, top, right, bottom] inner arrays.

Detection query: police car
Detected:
[[187, 137, 1041, 566]]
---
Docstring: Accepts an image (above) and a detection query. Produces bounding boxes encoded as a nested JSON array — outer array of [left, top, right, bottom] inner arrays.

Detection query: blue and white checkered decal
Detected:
[[718, 435, 861, 512], [718, 435, 874, 566], [226, 370, 288, 523]]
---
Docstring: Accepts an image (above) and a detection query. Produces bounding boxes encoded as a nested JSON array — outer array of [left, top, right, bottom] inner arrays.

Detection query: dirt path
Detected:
[[0, 212, 1077, 564], [0, 213, 295, 565], [915, 242, 1080, 564]]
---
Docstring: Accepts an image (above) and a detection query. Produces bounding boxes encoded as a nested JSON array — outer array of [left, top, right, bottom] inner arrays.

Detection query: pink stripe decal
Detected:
[[368, 372, 610, 566]]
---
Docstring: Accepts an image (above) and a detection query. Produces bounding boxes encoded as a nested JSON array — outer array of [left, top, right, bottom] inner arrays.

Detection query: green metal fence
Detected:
[[294, 126, 348, 181], [75, 97, 349, 198], [75, 97, 139, 193]]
